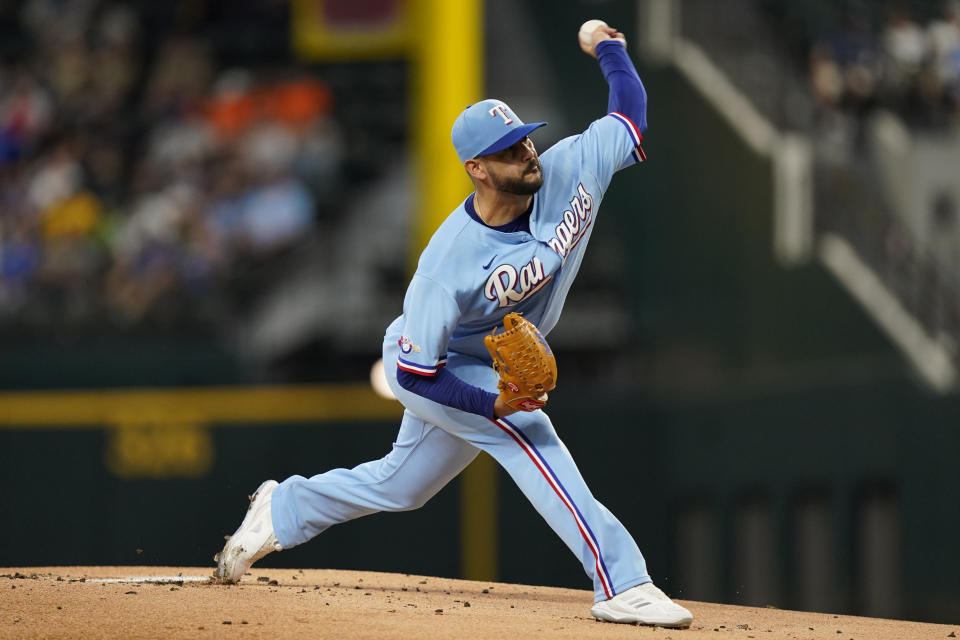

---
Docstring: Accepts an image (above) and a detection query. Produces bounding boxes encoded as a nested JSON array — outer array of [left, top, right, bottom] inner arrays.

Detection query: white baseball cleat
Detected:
[[214, 480, 283, 582], [590, 582, 694, 628]]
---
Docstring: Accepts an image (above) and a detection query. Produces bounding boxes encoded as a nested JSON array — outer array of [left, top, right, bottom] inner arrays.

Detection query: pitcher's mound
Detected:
[[3, 567, 956, 640]]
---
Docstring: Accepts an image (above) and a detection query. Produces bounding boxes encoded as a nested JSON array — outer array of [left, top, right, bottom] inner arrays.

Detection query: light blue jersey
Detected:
[[390, 111, 643, 376]]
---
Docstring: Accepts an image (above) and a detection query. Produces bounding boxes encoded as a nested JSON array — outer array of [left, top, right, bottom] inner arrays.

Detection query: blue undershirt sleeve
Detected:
[[397, 366, 499, 419], [597, 40, 648, 132]]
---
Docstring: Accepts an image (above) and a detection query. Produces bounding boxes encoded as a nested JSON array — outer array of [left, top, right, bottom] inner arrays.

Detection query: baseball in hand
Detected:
[[578, 19, 608, 50]]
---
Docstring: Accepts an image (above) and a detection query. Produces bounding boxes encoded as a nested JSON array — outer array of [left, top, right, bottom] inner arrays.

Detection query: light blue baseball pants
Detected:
[[270, 334, 650, 602]]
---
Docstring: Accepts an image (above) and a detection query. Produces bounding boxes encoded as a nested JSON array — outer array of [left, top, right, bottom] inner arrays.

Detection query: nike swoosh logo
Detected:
[[482, 255, 497, 269]]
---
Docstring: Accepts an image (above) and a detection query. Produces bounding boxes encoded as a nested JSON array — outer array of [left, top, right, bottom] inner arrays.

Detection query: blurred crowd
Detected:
[[0, 1, 345, 333], [808, 1, 960, 129]]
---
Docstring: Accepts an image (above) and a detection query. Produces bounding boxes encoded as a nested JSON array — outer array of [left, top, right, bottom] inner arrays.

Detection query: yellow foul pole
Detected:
[[411, 0, 481, 259], [411, 0, 497, 583]]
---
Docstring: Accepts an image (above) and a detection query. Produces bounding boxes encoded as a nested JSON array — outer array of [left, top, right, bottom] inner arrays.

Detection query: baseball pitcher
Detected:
[[215, 20, 693, 628]]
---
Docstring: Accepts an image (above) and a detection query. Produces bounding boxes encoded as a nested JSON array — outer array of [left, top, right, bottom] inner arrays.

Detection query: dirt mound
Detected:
[[2, 567, 956, 639]]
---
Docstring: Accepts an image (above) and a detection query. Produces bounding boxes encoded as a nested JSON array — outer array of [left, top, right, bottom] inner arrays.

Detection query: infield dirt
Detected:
[[2, 567, 956, 640]]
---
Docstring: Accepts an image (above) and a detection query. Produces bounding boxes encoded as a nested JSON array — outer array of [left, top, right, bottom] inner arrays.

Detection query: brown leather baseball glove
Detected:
[[484, 313, 557, 412]]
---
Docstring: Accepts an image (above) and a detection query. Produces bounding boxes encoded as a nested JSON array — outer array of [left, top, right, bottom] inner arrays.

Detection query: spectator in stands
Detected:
[[0, 216, 41, 316], [883, 9, 927, 80], [809, 43, 845, 111], [927, 1, 960, 110], [0, 74, 53, 164]]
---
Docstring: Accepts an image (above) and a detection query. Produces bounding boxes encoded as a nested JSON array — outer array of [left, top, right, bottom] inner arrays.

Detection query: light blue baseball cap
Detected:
[[451, 99, 547, 163]]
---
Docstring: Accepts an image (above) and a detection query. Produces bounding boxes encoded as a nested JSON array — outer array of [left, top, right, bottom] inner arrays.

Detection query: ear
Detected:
[[464, 158, 486, 180]]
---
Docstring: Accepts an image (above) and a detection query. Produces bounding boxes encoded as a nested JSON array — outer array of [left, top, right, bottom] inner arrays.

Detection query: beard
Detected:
[[489, 158, 544, 195]]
